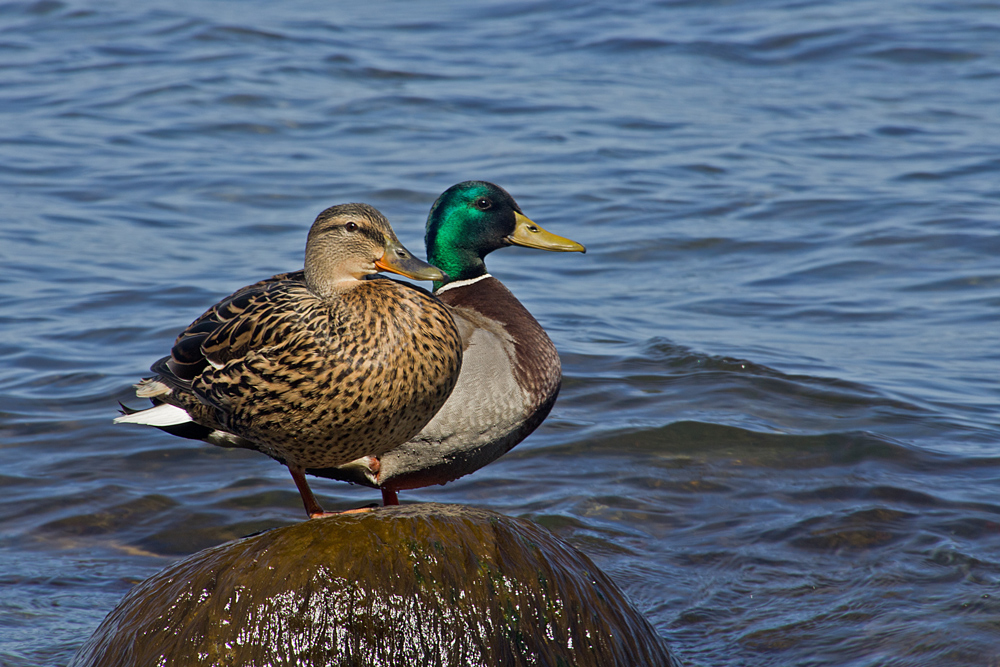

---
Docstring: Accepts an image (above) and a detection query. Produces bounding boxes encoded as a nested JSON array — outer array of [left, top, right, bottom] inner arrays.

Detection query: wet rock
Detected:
[[72, 503, 679, 666]]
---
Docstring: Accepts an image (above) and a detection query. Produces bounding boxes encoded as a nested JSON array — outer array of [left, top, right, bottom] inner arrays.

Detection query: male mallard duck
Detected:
[[115, 203, 463, 518], [315, 182, 585, 504]]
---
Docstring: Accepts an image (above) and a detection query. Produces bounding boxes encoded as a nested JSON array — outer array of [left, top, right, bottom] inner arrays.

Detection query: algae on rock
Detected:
[[72, 503, 679, 667]]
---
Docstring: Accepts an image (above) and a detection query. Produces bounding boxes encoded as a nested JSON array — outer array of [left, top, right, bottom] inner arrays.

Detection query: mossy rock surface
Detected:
[[72, 503, 679, 667]]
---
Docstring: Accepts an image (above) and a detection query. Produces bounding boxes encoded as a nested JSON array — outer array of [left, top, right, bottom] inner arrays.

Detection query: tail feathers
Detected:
[[114, 402, 192, 427], [135, 378, 172, 399]]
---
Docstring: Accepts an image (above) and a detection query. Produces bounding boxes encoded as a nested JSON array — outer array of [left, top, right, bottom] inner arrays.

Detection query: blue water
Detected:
[[3, 1, 1000, 664]]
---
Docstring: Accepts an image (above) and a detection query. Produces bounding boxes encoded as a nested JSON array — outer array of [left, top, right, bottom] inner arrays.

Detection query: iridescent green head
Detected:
[[424, 181, 585, 291]]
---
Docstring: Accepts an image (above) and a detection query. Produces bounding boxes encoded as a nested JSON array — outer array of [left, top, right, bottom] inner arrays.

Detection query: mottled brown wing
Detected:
[[185, 286, 344, 436], [162, 271, 306, 382]]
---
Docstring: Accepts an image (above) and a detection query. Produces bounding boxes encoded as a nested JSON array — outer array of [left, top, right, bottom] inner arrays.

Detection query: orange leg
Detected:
[[381, 487, 399, 506], [289, 466, 376, 518], [289, 465, 326, 518]]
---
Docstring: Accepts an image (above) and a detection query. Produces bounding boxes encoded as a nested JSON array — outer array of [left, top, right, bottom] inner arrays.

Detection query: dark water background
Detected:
[[3, 1, 1000, 664]]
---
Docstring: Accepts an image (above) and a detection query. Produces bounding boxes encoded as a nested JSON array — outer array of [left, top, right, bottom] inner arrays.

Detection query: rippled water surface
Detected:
[[3, 1, 1000, 664]]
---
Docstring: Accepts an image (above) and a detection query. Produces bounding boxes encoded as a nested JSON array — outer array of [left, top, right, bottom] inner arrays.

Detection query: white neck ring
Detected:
[[435, 273, 492, 295]]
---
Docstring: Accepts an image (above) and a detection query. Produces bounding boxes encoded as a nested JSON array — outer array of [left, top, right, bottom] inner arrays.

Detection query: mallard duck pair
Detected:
[[117, 182, 585, 517]]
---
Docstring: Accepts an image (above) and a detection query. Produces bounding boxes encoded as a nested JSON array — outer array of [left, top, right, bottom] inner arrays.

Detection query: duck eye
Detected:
[[344, 221, 359, 232], [475, 198, 492, 211]]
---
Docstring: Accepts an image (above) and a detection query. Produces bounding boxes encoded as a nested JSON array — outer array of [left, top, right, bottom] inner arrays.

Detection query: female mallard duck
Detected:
[[115, 203, 463, 518], [315, 182, 585, 504]]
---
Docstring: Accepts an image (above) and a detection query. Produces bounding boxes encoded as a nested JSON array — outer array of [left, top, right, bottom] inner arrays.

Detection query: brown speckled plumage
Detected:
[[118, 204, 463, 516], [155, 276, 461, 470]]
